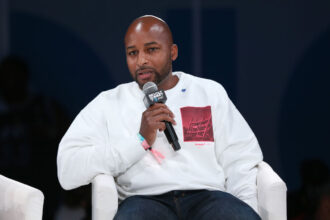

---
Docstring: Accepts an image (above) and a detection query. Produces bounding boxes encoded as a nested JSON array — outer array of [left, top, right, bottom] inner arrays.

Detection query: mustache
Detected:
[[135, 66, 157, 75]]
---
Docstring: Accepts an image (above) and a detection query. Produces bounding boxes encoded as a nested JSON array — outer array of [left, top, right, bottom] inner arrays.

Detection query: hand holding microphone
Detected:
[[139, 82, 181, 151], [139, 103, 176, 146]]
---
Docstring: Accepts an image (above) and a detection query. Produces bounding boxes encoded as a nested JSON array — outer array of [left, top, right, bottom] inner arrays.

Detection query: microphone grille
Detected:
[[143, 82, 158, 94]]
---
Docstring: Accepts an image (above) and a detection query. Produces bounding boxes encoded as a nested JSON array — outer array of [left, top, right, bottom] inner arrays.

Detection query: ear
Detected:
[[171, 44, 178, 61]]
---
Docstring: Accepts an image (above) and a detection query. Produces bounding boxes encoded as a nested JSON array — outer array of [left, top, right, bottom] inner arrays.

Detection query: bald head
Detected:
[[125, 15, 173, 46], [124, 15, 178, 90]]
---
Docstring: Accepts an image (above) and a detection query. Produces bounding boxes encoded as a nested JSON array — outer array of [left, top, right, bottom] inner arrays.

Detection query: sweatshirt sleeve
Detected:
[[57, 95, 146, 190], [214, 86, 263, 213]]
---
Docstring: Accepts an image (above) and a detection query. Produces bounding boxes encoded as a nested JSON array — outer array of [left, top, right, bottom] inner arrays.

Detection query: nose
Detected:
[[137, 52, 148, 67]]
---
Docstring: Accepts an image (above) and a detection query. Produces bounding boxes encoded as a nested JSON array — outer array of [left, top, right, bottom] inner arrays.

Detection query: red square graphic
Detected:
[[180, 106, 214, 142]]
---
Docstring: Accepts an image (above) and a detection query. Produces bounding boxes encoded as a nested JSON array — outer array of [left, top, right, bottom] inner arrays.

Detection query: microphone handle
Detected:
[[163, 121, 181, 151]]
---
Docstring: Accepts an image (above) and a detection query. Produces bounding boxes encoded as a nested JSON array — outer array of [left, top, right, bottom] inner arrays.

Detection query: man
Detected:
[[57, 15, 263, 219]]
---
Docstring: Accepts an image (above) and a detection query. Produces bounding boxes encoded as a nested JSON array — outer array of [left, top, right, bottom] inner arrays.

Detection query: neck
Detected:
[[157, 72, 179, 91]]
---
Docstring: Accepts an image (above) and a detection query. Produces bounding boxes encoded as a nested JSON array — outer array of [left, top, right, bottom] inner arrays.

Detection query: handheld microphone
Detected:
[[142, 82, 181, 151]]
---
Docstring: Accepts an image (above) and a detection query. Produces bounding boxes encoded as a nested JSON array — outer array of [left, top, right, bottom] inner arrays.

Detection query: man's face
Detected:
[[125, 23, 176, 89]]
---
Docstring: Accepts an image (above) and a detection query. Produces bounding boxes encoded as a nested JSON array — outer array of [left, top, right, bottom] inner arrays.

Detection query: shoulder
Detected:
[[99, 81, 138, 100], [177, 71, 229, 98], [80, 81, 140, 114]]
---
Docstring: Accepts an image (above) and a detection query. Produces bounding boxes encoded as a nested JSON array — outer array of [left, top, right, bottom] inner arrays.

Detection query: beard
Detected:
[[134, 58, 172, 89]]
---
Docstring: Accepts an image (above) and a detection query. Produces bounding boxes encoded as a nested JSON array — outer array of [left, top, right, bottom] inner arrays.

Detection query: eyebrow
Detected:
[[126, 41, 159, 50], [144, 41, 158, 46]]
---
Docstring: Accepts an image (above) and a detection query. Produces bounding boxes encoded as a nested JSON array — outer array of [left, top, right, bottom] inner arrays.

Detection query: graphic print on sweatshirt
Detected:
[[180, 106, 214, 142]]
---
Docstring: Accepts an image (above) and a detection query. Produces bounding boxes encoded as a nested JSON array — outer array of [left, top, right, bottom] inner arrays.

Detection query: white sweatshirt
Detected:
[[57, 72, 263, 212]]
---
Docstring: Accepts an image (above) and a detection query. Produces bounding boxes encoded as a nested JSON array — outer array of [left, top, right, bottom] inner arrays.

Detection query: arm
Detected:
[[214, 87, 263, 213], [57, 95, 147, 190]]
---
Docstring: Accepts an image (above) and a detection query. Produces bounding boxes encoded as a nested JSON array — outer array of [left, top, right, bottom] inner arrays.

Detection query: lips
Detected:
[[139, 72, 152, 80], [136, 68, 154, 80]]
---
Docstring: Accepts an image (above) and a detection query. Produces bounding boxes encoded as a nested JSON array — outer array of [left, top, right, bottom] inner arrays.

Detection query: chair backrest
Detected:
[[0, 175, 44, 220]]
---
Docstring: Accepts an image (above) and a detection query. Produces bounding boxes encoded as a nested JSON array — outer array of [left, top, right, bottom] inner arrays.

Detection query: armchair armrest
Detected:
[[92, 174, 118, 220], [257, 161, 287, 220], [0, 175, 44, 220]]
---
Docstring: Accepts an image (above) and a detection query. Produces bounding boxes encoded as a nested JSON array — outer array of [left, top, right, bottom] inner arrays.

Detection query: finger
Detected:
[[147, 106, 175, 118], [146, 121, 166, 131], [157, 122, 166, 132], [152, 114, 177, 125], [148, 103, 174, 115], [149, 103, 167, 109]]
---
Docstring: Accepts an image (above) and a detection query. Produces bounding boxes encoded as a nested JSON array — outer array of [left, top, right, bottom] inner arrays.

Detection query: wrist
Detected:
[[137, 133, 152, 151]]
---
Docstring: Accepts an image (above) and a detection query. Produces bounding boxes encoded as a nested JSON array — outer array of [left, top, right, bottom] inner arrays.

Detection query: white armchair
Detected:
[[0, 174, 44, 220], [92, 161, 287, 220], [257, 161, 287, 220]]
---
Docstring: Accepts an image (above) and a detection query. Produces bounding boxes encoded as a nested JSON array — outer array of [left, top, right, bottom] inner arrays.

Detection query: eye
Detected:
[[128, 50, 137, 56], [147, 47, 159, 53]]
